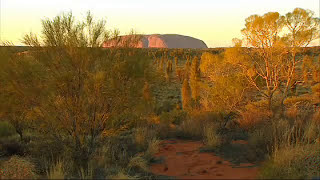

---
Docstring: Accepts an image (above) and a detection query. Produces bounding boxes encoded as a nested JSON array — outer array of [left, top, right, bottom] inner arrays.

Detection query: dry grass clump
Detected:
[[128, 155, 149, 172], [134, 126, 156, 150], [260, 144, 320, 179], [203, 123, 221, 148], [177, 112, 223, 139], [128, 138, 160, 173], [108, 169, 138, 179], [312, 109, 320, 125], [0, 155, 37, 179], [46, 160, 65, 179], [145, 138, 160, 158]]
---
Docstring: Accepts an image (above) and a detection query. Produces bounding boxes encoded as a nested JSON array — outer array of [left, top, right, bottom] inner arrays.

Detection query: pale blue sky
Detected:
[[1, 0, 319, 47]]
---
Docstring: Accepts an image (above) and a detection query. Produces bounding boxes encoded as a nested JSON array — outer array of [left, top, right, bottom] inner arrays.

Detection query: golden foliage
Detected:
[[239, 101, 273, 130], [181, 79, 192, 110]]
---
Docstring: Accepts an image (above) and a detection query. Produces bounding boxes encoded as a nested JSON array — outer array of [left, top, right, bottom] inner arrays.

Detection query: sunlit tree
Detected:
[[11, 11, 151, 170], [240, 12, 285, 110], [190, 56, 200, 100], [280, 8, 320, 103], [182, 79, 191, 110]]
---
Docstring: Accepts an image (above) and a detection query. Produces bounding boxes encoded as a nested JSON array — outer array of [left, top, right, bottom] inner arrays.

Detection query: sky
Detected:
[[0, 0, 319, 47]]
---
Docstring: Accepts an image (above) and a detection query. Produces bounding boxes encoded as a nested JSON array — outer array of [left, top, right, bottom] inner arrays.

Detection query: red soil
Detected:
[[151, 140, 259, 179]]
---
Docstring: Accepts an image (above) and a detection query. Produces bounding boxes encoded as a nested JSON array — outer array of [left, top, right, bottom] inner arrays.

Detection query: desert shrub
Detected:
[[0, 121, 16, 138], [177, 112, 223, 139], [154, 123, 173, 139], [312, 110, 320, 125], [95, 132, 138, 170], [303, 120, 320, 144], [203, 123, 222, 149], [0, 155, 37, 179], [134, 126, 157, 150], [26, 136, 66, 174], [260, 144, 320, 179], [159, 109, 187, 125], [284, 95, 314, 122], [248, 118, 292, 160], [239, 101, 272, 130], [177, 118, 205, 139], [154, 100, 175, 115]]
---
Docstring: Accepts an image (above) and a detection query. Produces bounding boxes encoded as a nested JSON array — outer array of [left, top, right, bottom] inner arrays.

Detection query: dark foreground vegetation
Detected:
[[0, 8, 320, 179]]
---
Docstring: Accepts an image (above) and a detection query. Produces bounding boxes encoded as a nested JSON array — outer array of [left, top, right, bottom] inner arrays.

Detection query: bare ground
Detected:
[[151, 140, 259, 179]]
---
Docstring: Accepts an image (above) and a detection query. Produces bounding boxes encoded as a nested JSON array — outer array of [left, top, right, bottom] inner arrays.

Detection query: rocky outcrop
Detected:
[[103, 34, 208, 49]]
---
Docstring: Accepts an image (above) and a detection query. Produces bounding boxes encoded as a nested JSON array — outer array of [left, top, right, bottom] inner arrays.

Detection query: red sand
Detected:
[[151, 140, 259, 179]]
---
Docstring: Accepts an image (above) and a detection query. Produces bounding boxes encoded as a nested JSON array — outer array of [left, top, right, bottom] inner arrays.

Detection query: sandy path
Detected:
[[151, 140, 259, 179]]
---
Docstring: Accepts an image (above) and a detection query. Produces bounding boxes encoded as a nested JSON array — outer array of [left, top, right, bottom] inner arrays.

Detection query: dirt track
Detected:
[[151, 140, 259, 179]]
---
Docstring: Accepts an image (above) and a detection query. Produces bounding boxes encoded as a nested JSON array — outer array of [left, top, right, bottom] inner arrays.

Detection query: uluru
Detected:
[[103, 34, 208, 49]]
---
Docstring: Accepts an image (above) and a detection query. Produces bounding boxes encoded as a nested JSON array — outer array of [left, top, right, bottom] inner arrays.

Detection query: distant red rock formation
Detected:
[[103, 34, 208, 49]]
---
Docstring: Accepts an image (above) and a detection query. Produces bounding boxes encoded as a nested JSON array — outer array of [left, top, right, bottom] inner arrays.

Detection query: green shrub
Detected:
[[0, 121, 16, 138], [0, 156, 37, 179]]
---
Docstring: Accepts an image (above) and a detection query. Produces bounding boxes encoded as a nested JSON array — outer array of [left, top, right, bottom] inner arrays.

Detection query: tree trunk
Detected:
[[267, 96, 272, 111], [16, 129, 23, 141]]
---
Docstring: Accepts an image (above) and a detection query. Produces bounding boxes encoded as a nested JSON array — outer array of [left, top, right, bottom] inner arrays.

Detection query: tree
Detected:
[[0, 48, 43, 141], [174, 57, 178, 68], [233, 8, 319, 113], [240, 12, 285, 110], [280, 8, 320, 103], [181, 79, 191, 110], [15, 11, 150, 170], [143, 82, 152, 102], [190, 56, 201, 100], [199, 51, 250, 113]]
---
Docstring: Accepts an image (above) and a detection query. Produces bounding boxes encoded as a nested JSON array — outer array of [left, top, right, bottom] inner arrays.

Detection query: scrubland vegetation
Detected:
[[0, 8, 320, 179]]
